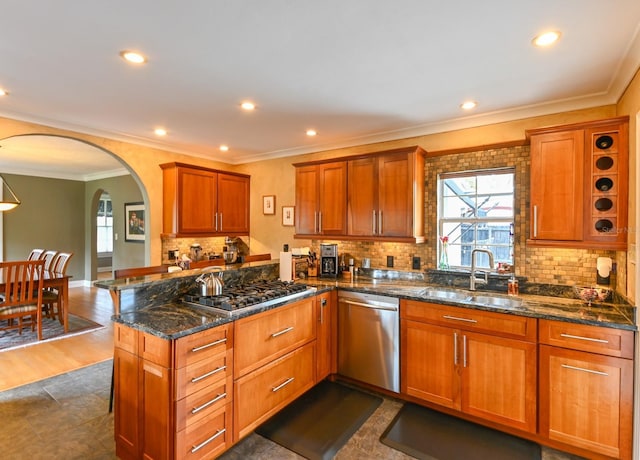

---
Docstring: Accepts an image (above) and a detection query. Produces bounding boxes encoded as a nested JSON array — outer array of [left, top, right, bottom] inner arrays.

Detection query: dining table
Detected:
[[0, 269, 71, 333]]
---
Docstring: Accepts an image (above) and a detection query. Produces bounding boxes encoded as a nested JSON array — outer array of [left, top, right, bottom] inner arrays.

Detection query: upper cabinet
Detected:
[[294, 146, 425, 242], [294, 161, 347, 237], [526, 117, 628, 250], [161, 162, 250, 237]]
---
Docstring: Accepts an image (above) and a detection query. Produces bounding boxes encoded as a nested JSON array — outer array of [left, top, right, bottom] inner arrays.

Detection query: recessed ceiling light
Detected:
[[460, 101, 477, 110], [306, 129, 317, 137], [240, 101, 256, 111], [154, 128, 167, 136], [0, 88, 8, 96], [220, 145, 229, 152], [532, 31, 561, 47], [120, 50, 147, 64]]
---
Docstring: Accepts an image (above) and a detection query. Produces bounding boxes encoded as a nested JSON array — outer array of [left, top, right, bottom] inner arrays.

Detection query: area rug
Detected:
[[0, 314, 104, 352], [255, 380, 382, 460], [380, 403, 541, 460]]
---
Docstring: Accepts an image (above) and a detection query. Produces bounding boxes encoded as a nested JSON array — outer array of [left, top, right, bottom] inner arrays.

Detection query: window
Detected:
[[438, 169, 514, 269], [97, 193, 113, 254]]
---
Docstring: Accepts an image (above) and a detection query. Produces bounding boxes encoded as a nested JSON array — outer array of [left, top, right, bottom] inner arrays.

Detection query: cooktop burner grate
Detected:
[[183, 280, 316, 316]]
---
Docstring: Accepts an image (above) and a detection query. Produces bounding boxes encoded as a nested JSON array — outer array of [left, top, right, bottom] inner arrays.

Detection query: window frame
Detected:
[[437, 168, 515, 270]]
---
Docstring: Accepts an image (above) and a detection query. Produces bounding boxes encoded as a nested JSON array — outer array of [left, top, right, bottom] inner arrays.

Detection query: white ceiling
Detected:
[[1, 1, 640, 179]]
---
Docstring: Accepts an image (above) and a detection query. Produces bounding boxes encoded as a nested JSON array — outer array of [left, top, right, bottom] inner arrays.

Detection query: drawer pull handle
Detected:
[[191, 428, 226, 453], [192, 337, 227, 352], [561, 364, 608, 376], [443, 315, 478, 323], [191, 392, 227, 414], [271, 326, 294, 338], [191, 365, 226, 383], [272, 377, 295, 392], [559, 333, 608, 344]]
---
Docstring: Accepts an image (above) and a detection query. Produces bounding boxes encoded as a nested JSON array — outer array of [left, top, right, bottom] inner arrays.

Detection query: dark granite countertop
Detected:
[[107, 264, 636, 340], [304, 277, 636, 331]]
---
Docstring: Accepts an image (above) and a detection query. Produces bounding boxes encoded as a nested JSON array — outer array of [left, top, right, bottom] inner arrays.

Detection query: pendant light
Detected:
[[0, 175, 21, 211]]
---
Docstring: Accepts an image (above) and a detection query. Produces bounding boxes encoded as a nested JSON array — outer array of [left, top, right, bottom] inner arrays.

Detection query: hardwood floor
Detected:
[[0, 285, 115, 392]]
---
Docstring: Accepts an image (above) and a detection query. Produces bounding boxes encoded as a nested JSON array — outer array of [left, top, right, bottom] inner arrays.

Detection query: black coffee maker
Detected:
[[319, 243, 338, 278]]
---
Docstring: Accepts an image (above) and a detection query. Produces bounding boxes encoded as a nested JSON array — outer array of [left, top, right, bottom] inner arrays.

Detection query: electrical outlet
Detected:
[[412, 256, 421, 270], [387, 256, 394, 267], [168, 249, 178, 259]]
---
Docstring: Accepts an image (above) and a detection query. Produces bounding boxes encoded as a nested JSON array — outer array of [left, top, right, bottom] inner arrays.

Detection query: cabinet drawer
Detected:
[[234, 342, 315, 440], [175, 379, 232, 431], [175, 323, 233, 368], [175, 402, 232, 460], [175, 350, 232, 400], [539, 319, 634, 358], [402, 300, 536, 341], [114, 323, 137, 353], [234, 298, 315, 378]]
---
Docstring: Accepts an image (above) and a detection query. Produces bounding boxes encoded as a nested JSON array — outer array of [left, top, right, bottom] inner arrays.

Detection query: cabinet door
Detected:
[[295, 165, 320, 235], [316, 291, 336, 381], [530, 130, 584, 240], [318, 161, 347, 235], [378, 153, 413, 237], [347, 157, 377, 236], [540, 345, 633, 459], [461, 331, 537, 433], [114, 347, 139, 460], [140, 359, 172, 460], [401, 319, 460, 410], [217, 173, 250, 234], [177, 168, 218, 234]]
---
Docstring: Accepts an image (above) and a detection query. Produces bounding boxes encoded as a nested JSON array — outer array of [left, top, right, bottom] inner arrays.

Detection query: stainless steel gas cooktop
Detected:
[[183, 279, 316, 316]]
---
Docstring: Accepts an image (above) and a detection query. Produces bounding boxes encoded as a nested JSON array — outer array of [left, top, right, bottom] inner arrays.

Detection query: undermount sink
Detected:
[[423, 290, 473, 302], [469, 295, 523, 309]]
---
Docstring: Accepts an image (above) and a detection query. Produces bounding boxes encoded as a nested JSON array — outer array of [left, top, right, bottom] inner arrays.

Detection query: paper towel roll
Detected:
[[280, 251, 293, 282]]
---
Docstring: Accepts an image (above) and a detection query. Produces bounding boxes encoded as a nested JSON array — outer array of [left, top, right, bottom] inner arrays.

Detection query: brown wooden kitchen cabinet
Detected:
[[233, 297, 317, 440], [160, 162, 250, 237], [401, 300, 537, 433], [294, 146, 425, 242], [347, 146, 425, 241], [113, 323, 173, 460], [316, 290, 337, 381], [527, 117, 628, 250], [294, 160, 347, 237], [113, 322, 234, 460], [539, 320, 634, 459]]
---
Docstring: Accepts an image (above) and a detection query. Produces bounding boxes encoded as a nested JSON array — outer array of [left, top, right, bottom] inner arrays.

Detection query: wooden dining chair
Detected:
[[41, 250, 59, 272], [0, 260, 45, 340], [42, 252, 73, 323], [113, 264, 171, 278], [244, 253, 271, 262], [190, 258, 225, 269], [28, 248, 46, 261]]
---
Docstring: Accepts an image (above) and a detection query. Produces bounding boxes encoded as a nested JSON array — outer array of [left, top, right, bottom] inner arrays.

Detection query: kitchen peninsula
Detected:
[[97, 261, 636, 460]]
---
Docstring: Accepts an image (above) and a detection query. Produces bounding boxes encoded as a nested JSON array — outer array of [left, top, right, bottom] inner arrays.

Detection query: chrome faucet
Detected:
[[470, 249, 495, 291]]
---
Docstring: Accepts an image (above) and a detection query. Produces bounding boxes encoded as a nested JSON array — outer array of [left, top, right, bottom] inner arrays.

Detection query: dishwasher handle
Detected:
[[340, 298, 398, 312]]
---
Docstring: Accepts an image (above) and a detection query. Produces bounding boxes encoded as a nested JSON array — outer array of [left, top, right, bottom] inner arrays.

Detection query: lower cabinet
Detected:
[[539, 320, 634, 459], [401, 300, 538, 433], [233, 297, 317, 440], [113, 322, 233, 460], [316, 290, 336, 381]]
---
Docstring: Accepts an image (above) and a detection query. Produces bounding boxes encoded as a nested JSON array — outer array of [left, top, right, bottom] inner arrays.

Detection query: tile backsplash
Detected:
[[312, 144, 625, 291]]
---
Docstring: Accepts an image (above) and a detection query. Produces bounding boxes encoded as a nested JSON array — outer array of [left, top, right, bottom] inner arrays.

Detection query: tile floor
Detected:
[[0, 360, 583, 460]]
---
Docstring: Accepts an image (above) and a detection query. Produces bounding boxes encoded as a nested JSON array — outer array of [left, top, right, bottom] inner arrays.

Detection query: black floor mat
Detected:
[[255, 380, 382, 460], [380, 403, 541, 460]]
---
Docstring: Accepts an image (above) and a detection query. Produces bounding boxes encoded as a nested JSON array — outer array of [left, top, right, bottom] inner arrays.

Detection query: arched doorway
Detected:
[[0, 134, 148, 282]]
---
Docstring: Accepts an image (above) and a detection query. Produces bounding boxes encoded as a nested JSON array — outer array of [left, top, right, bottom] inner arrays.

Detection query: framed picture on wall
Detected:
[[263, 195, 276, 215], [282, 206, 295, 226], [125, 202, 145, 242]]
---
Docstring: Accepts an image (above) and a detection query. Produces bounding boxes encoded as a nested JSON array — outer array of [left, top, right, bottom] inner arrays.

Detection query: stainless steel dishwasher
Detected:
[[338, 291, 400, 392]]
